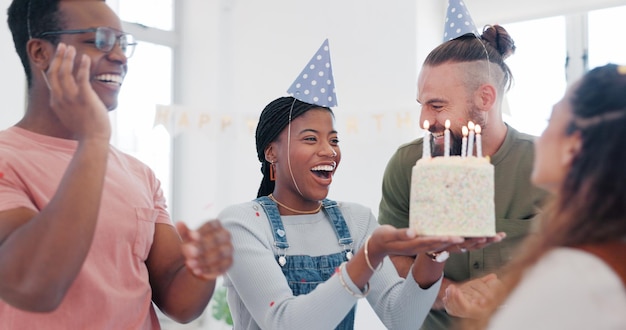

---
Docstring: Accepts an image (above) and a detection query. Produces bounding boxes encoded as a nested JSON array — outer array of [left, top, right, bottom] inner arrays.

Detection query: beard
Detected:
[[430, 104, 484, 157], [430, 131, 463, 157]]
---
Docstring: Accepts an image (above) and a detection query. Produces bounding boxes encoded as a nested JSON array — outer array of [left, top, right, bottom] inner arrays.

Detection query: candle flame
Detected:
[[445, 119, 450, 129], [475, 124, 482, 134], [423, 120, 430, 130], [462, 126, 468, 136], [468, 121, 475, 130]]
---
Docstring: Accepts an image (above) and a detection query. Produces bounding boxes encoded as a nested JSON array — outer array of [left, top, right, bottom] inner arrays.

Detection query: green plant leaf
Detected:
[[211, 286, 233, 326]]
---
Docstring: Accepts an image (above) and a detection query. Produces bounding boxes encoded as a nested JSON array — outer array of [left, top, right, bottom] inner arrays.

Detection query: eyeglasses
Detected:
[[38, 26, 137, 58]]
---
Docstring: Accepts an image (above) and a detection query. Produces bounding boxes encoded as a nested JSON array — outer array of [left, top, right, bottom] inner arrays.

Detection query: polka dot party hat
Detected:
[[286, 38, 337, 108], [443, 0, 479, 42]]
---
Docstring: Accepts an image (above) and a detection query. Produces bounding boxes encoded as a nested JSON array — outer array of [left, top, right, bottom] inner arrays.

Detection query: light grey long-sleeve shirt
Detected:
[[220, 200, 440, 330]]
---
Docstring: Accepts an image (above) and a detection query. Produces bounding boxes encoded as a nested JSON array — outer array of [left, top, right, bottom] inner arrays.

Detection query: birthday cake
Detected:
[[409, 156, 496, 237]]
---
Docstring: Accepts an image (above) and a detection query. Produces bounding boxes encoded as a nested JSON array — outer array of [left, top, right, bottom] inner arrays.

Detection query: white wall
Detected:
[[0, 0, 26, 129], [172, 0, 422, 225]]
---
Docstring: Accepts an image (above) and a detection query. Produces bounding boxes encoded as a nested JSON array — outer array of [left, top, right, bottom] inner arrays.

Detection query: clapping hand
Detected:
[[176, 220, 233, 281]]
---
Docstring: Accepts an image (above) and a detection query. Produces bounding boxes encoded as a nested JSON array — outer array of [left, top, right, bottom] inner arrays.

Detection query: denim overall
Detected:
[[256, 196, 356, 330]]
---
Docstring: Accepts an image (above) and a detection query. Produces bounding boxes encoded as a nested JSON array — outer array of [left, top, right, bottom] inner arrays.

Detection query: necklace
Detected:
[[268, 194, 323, 214]]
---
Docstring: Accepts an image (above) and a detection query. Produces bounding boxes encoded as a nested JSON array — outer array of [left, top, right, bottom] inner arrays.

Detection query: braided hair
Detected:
[[255, 96, 333, 197]]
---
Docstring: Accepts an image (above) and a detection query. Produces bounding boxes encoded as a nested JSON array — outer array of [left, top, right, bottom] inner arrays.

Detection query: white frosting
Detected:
[[409, 156, 496, 236]]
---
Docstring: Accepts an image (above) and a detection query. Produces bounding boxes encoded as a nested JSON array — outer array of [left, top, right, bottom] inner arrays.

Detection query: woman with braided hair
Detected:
[[447, 64, 626, 329], [218, 96, 504, 329]]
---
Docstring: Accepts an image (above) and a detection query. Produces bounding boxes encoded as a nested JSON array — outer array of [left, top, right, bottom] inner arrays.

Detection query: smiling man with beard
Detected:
[[378, 25, 550, 330]]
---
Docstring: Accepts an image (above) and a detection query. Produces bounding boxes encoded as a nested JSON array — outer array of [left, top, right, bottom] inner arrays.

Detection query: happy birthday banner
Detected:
[[153, 104, 422, 138]]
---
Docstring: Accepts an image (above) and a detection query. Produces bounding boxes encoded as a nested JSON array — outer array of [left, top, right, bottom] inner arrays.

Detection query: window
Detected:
[[588, 5, 626, 69], [106, 1, 174, 204], [107, 2, 181, 326], [503, 16, 567, 136], [119, 0, 174, 31], [111, 42, 173, 203], [501, 4, 626, 137]]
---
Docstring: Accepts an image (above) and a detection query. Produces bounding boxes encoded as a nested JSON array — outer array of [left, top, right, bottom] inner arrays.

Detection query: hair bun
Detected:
[[481, 25, 516, 60]]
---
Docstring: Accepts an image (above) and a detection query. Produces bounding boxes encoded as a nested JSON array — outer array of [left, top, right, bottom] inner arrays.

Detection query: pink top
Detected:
[[0, 127, 172, 329]]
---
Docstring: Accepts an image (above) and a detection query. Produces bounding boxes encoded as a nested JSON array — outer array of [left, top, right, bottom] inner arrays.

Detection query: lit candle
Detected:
[[461, 126, 468, 158], [467, 121, 475, 157], [444, 119, 451, 157], [422, 120, 431, 159], [475, 124, 482, 158]]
